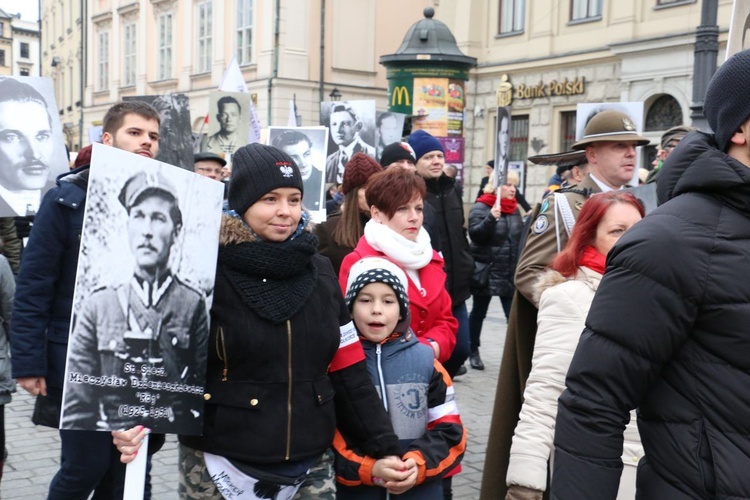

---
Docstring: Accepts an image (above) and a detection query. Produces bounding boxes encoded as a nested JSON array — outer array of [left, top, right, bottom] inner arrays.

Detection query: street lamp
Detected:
[[329, 87, 341, 101]]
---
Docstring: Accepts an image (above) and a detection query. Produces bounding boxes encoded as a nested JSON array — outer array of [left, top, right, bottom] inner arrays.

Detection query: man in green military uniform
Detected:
[[62, 170, 209, 435], [481, 109, 650, 499]]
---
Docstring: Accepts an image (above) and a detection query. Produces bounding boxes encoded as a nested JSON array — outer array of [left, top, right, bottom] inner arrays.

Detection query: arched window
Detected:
[[645, 95, 682, 131]]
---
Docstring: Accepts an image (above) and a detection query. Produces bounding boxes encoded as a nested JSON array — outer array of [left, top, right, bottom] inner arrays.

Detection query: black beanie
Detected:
[[228, 143, 304, 216], [379, 142, 416, 168], [704, 49, 750, 151]]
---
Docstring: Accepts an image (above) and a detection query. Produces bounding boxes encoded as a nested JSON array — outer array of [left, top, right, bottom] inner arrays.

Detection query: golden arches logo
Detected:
[[391, 86, 411, 107]]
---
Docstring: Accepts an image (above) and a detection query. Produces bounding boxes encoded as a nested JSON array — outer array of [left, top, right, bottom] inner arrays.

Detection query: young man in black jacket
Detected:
[[553, 48, 750, 499]]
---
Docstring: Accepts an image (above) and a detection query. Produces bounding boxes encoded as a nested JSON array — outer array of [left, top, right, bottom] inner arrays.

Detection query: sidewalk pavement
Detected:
[[1, 296, 508, 499]]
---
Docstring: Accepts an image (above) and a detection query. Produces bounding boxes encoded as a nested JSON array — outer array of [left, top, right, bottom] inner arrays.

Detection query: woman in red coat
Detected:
[[339, 168, 457, 363]]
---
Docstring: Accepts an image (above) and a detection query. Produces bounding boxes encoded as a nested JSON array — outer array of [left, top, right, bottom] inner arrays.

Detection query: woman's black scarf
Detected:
[[218, 231, 319, 324]]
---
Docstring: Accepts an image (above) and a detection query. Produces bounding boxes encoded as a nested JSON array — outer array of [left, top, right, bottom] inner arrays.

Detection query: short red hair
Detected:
[[552, 191, 644, 277], [365, 168, 426, 218]]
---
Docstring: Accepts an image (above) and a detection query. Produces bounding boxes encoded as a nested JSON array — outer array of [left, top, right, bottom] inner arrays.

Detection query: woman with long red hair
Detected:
[[505, 191, 645, 500]]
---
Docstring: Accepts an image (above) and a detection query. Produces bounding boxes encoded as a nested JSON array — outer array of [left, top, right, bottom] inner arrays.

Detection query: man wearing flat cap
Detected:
[[62, 169, 208, 434], [193, 151, 226, 182], [482, 108, 650, 498]]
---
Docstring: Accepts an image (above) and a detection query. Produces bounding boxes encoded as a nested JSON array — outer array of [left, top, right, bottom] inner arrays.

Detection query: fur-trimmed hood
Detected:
[[220, 215, 259, 246], [219, 212, 314, 246], [531, 266, 602, 305]]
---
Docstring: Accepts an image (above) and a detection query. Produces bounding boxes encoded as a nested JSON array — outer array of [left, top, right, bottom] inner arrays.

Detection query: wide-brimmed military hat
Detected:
[[528, 150, 587, 168], [572, 110, 650, 150]]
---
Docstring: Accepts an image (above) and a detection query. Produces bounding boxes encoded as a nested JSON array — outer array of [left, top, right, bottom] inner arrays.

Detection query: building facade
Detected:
[[40, 0, 85, 151], [0, 9, 41, 78], [75, 0, 434, 150], [458, 0, 734, 201], [38, 0, 734, 203]]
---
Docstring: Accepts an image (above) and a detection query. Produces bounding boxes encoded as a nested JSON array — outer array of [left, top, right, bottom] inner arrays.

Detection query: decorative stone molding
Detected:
[[151, 0, 177, 14], [118, 2, 140, 21]]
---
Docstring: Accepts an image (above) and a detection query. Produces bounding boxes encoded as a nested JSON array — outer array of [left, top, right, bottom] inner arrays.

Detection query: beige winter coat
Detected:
[[506, 266, 643, 498]]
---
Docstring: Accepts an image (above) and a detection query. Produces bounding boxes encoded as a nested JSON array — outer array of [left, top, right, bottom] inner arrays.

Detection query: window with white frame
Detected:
[[158, 13, 173, 80], [571, 0, 602, 21], [499, 0, 525, 34], [236, 0, 253, 64], [97, 31, 109, 91], [123, 23, 136, 86], [197, 1, 213, 73]]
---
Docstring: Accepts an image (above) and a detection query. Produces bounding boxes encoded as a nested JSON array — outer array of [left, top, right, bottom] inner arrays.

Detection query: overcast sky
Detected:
[[0, 1, 39, 22]]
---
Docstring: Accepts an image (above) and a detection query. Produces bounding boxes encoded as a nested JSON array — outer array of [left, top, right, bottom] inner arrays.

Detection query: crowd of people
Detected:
[[2, 46, 750, 500]]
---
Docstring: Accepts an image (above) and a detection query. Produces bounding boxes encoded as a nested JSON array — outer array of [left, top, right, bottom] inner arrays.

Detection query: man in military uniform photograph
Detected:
[[481, 108, 650, 498], [62, 170, 209, 435]]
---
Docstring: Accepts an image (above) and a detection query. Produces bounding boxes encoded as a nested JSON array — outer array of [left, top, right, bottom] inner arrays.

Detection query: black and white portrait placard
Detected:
[[0, 76, 70, 216], [375, 111, 407, 162], [320, 100, 377, 184], [268, 126, 329, 223], [123, 94, 194, 171], [206, 91, 251, 156], [60, 143, 223, 435]]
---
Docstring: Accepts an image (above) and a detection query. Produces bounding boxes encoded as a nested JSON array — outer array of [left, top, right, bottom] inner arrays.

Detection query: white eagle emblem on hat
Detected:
[[279, 165, 294, 178], [622, 117, 636, 131]]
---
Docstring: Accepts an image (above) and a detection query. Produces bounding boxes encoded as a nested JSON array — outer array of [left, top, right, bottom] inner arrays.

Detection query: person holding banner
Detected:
[[467, 171, 524, 371], [116, 143, 404, 499], [61, 170, 209, 434], [10, 101, 163, 499]]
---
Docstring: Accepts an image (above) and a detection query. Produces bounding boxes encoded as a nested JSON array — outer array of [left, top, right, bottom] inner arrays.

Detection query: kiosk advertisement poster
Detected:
[[60, 143, 223, 436]]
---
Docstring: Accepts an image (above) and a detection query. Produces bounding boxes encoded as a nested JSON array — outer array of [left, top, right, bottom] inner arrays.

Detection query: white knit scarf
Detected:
[[363, 219, 433, 270]]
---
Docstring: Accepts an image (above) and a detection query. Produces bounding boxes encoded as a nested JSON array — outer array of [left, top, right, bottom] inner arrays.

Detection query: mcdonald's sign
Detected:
[[388, 78, 412, 114], [392, 86, 410, 107]]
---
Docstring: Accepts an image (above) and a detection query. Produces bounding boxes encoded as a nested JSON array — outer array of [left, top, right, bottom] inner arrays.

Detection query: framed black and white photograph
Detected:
[[0, 76, 70, 216], [206, 91, 251, 156], [320, 100, 376, 184], [494, 106, 512, 188], [268, 126, 329, 223], [123, 94, 194, 171], [60, 143, 224, 436], [374, 111, 407, 162]]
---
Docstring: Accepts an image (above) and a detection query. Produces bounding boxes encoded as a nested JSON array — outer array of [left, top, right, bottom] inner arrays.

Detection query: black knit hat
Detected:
[[228, 143, 304, 216], [379, 142, 416, 168], [704, 49, 750, 151]]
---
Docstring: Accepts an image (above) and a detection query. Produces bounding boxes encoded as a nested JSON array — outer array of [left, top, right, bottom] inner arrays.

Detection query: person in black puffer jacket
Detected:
[[467, 172, 524, 371], [552, 48, 750, 499]]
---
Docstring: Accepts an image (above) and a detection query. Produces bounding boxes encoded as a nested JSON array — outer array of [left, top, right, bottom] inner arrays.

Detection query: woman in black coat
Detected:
[[467, 172, 524, 370]]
